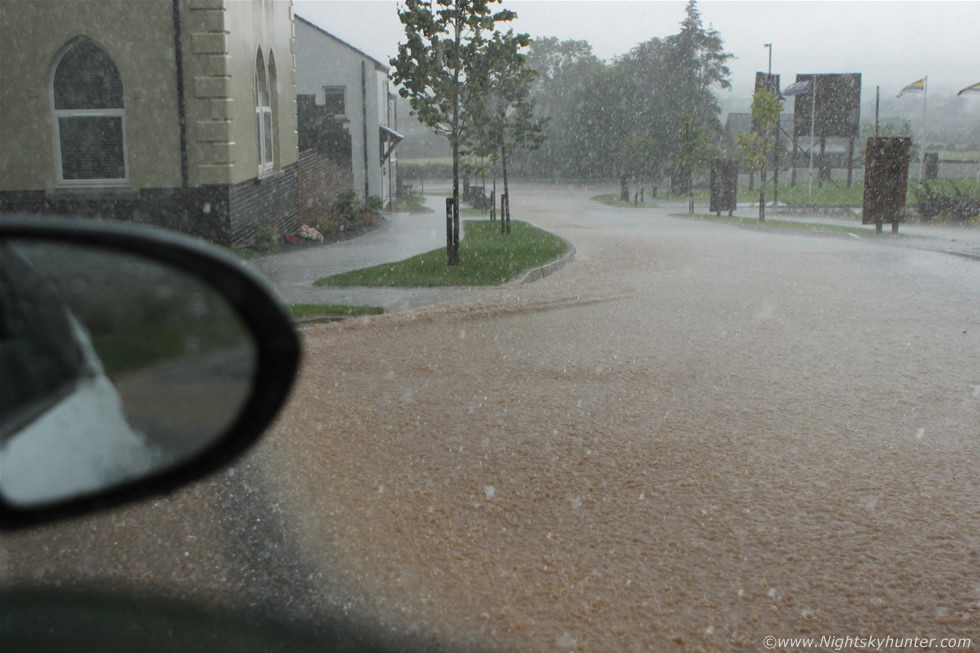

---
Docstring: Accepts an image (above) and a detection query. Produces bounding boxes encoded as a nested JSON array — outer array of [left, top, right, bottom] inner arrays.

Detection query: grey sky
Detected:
[[294, 0, 980, 100]]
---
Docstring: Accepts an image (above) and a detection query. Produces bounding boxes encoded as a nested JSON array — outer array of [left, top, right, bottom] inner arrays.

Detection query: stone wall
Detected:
[[228, 163, 299, 247], [297, 150, 354, 229]]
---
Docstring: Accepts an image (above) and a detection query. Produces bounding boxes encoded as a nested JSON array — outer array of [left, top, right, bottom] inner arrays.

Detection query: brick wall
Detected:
[[228, 163, 299, 247], [2, 167, 299, 248], [0, 187, 232, 244], [298, 149, 354, 229]]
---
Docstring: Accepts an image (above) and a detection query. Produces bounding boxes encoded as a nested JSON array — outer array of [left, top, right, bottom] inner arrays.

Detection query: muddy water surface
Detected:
[[261, 191, 980, 650], [3, 188, 978, 652]]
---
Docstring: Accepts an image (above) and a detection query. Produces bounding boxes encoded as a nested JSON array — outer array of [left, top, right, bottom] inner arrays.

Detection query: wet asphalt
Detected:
[[252, 185, 980, 315]]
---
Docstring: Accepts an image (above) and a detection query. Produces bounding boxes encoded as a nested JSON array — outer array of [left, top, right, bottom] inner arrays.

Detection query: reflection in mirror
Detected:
[[0, 240, 257, 507]]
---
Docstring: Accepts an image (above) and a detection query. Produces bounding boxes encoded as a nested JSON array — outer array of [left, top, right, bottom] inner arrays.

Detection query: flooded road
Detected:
[[262, 187, 979, 650], [4, 186, 978, 651]]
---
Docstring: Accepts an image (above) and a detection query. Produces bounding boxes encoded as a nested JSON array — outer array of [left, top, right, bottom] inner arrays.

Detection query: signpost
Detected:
[[710, 159, 738, 216], [791, 73, 862, 197], [863, 137, 911, 234]]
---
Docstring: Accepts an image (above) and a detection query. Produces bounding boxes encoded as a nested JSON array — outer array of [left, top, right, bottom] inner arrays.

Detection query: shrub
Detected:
[[331, 188, 363, 230], [363, 195, 384, 226], [253, 224, 280, 252], [328, 190, 386, 231], [911, 181, 980, 224]]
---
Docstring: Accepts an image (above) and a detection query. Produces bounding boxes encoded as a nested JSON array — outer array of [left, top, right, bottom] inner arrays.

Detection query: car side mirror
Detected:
[[0, 218, 300, 529]]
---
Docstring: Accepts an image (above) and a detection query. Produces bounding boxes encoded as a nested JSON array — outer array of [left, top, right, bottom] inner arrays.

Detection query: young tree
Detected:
[[466, 29, 547, 233], [391, 0, 517, 265], [675, 111, 713, 214], [736, 87, 781, 221]]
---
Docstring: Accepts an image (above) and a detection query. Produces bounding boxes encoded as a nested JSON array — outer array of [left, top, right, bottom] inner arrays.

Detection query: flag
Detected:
[[897, 76, 927, 97], [782, 81, 811, 96], [958, 82, 980, 96]]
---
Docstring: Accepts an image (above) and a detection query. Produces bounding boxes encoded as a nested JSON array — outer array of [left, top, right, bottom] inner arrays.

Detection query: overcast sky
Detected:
[[294, 0, 980, 102]]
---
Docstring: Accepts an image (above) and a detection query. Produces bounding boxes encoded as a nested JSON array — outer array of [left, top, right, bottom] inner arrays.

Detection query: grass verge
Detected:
[[674, 213, 908, 236], [219, 245, 262, 261], [390, 196, 434, 213], [592, 194, 654, 208], [314, 220, 568, 287], [288, 304, 384, 319]]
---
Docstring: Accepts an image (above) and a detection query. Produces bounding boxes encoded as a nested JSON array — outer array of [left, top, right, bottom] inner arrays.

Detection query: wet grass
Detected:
[[660, 184, 866, 206], [313, 220, 568, 287], [592, 194, 655, 208], [218, 245, 262, 261], [288, 304, 384, 319], [666, 179, 979, 208], [677, 212, 910, 237], [390, 196, 434, 213]]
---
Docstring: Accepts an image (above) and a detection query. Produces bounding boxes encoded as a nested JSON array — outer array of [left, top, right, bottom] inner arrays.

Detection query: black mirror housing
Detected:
[[0, 217, 300, 529]]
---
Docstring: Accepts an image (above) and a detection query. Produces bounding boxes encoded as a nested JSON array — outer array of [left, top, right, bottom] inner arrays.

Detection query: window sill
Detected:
[[256, 168, 277, 183], [50, 184, 137, 199]]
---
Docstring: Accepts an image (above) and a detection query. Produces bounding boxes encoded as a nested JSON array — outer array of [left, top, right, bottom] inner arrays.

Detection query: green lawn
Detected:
[[288, 304, 384, 319], [390, 195, 434, 213], [937, 151, 980, 162], [663, 179, 979, 208], [398, 156, 453, 166], [662, 183, 866, 206], [592, 194, 654, 208], [219, 245, 262, 261], [677, 212, 909, 237], [314, 220, 568, 287]]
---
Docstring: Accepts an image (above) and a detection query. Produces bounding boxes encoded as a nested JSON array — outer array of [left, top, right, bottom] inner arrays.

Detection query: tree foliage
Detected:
[[675, 111, 713, 182], [514, 0, 733, 189], [391, 0, 518, 263], [736, 88, 781, 179]]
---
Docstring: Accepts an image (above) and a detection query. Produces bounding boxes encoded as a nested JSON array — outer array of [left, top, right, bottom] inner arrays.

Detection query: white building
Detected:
[[294, 15, 401, 207]]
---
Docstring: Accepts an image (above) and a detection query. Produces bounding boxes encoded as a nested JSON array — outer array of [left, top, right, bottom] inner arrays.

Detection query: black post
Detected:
[[500, 193, 507, 234], [445, 198, 454, 265], [490, 190, 496, 221], [452, 197, 460, 264]]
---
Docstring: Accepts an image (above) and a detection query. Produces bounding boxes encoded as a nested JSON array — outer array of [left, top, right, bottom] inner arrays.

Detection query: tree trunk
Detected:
[[758, 168, 766, 222], [491, 164, 497, 222], [501, 139, 511, 234], [449, 18, 462, 265], [620, 175, 629, 202], [688, 173, 694, 215]]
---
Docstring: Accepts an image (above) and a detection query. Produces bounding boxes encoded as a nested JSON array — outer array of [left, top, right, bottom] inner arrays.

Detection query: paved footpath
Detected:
[[253, 187, 979, 312], [254, 195, 489, 310], [728, 203, 980, 261]]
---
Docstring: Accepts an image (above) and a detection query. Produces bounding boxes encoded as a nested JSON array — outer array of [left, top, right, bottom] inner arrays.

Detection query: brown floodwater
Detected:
[[4, 188, 978, 651], [259, 191, 979, 650]]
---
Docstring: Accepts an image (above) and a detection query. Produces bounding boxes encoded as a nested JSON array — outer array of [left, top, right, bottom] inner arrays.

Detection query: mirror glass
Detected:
[[0, 239, 257, 507]]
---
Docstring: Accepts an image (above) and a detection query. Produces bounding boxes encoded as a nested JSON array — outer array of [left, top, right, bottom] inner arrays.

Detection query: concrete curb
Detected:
[[289, 230, 577, 324], [293, 315, 351, 327], [517, 235, 576, 284]]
